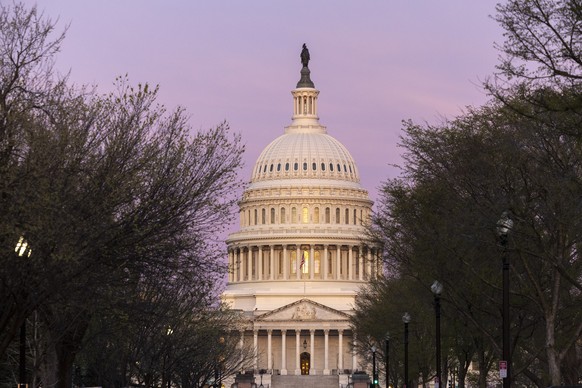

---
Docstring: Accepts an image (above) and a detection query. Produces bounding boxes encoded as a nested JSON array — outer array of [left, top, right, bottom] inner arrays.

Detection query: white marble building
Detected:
[[223, 46, 380, 384]]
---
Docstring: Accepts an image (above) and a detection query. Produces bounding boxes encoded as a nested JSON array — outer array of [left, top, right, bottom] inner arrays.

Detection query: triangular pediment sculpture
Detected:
[[256, 299, 351, 322]]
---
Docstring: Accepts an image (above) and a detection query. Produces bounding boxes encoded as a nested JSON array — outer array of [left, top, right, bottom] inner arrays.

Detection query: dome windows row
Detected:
[[241, 205, 369, 227], [254, 160, 355, 179]]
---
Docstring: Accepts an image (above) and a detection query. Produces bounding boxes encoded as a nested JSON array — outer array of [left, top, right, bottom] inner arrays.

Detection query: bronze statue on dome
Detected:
[[301, 43, 310, 68]]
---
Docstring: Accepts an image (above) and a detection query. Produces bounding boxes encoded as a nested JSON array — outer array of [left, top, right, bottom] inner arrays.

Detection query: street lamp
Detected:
[[402, 312, 411, 388], [497, 211, 513, 388], [431, 280, 443, 388], [15, 236, 31, 388], [371, 344, 377, 388], [384, 332, 390, 388]]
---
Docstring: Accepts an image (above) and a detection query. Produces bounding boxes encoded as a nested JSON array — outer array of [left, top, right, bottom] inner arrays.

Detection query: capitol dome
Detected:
[[222, 45, 380, 387], [251, 131, 360, 184]]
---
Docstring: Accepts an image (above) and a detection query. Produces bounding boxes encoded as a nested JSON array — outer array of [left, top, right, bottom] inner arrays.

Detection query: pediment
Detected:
[[256, 299, 351, 322]]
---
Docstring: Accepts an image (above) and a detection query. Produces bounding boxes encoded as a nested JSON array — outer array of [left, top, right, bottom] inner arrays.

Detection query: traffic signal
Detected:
[[373, 374, 379, 385]]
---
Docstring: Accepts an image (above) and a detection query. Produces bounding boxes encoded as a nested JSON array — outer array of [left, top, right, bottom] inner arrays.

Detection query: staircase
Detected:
[[271, 375, 339, 388]]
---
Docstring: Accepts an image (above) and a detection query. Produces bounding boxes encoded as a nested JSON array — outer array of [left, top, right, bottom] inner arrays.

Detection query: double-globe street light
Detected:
[[431, 280, 443, 388], [402, 312, 411, 388], [497, 211, 513, 388]]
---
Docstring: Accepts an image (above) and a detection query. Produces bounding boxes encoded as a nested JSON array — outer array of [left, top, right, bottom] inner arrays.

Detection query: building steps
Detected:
[[271, 375, 339, 388]]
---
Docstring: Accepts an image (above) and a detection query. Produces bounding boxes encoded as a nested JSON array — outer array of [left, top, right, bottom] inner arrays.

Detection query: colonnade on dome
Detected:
[[227, 243, 381, 283]]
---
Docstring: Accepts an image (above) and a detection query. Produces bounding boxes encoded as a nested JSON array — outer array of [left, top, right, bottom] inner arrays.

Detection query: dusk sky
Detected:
[[22, 1, 505, 233]]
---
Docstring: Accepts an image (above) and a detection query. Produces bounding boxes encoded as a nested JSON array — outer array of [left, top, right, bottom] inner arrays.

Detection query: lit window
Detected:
[[314, 207, 319, 224], [302, 207, 309, 223], [292, 207, 297, 223]]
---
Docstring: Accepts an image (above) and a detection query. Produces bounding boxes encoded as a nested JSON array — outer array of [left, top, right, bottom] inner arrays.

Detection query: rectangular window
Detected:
[[302, 207, 309, 223]]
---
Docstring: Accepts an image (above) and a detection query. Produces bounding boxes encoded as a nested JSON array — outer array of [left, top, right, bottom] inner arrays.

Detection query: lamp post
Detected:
[[371, 345, 377, 388], [384, 332, 390, 388], [497, 211, 513, 388], [431, 280, 443, 388], [15, 236, 31, 388], [402, 312, 411, 388]]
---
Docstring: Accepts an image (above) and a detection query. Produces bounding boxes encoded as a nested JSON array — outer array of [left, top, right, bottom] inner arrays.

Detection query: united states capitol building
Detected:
[[222, 45, 380, 388]]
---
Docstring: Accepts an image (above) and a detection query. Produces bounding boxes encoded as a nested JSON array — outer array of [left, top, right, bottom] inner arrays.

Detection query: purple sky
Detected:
[[22, 1, 504, 233]]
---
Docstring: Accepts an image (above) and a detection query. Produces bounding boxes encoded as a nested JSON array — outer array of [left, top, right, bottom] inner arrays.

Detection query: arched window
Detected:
[[343, 164, 347, 172], [302, 207, 309, 223], [262, 208, 266, 224], [271, 208, 276, 224], [312, 162, 317, 170], [353, 209, 357, 225], [277, 163, 281, 171], [321, 163, 326, 171], [330, 163, 333, 171], [292, 207, 297, 223], [336, 208, 340, 224], [325, 207, 331, 223], [303, 162, 307, 171], [337, 163, 341, 172], [314, 207, 319, 224], [254, 209, 258, 225], [281, 207, 286, 224], [285, 162, 290, 171], [263, 165, 267, 173], [294, 162, 299, 171], [345, 208, 349, 224]]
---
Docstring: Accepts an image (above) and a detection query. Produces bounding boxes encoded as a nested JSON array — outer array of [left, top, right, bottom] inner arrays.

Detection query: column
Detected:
[[267, 329, 272, 371], [366, 252, 374, 280], [247, 247, 252, 281], [310, 245, 315, 280], [338, 330, 343, 370], [253, 330, 258, 370], [323, 245, 328, 280], [296, 246, 301, 280], [310, 329, 315, 374], [295, 329, 301, 375], [336, 247, 341, 280], [281, 330, 287, 375], [348, 246, 353, 280], [358, 246, 364, 281], [258, 247, 263, 281], [283, 245, 288, 280], [324, 330, 330, 375], [270, 245, 275, 280]]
